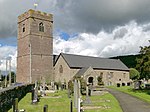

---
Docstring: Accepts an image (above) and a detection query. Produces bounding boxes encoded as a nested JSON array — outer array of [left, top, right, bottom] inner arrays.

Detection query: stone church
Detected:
[[16, 9, 130, 86], [54, 53, 130, 86]]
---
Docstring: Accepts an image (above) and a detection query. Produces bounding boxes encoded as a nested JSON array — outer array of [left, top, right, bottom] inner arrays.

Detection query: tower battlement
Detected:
[[18, 9, 53, 23]]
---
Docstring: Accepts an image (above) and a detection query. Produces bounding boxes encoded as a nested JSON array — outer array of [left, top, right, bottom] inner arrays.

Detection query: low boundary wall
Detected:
[[0, 84, 34, 112]]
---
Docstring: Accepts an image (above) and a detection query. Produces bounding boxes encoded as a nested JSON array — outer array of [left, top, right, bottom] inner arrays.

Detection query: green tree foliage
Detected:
[[79, 78, 87, 95], [0, 72, 16, 82], [136, 41, 150, 80], [68, 80, 74, 94], [97, 75, 104, 86], [129, 68, 140, 80], [9, 72, 16, 83], [111, 54, 140, 68]]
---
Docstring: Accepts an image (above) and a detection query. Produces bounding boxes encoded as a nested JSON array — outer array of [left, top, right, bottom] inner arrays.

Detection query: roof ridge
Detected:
[[61, 53, 109, 59], [61, 53, 121, 62]]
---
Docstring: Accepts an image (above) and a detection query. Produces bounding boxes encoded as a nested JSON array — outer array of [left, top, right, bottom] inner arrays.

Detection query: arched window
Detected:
[[23, 24, 25, 32], [59, 65, 63, 73], [39, 22, 44, 32]]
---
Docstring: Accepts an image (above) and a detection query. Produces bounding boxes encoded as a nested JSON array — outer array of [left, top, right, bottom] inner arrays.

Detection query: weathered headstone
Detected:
[[51, 81, 54, 90], [43, 105, 48, 112], [40, 84, 43, 96], [13, 98, 19, 112], [41, 77, 46, 96], [70, 100, 73, 112], [134, 81, 140, 89], [32, 81, 38, 104], [83, 86, 91, 104], [54, 85, 57, 90]]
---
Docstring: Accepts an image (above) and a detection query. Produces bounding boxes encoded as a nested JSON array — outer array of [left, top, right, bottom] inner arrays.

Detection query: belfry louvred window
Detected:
[[39, 22, 44, 32]]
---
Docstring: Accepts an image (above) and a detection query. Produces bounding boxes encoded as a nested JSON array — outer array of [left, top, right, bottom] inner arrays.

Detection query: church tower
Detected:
[[16, 9, 53, 83]]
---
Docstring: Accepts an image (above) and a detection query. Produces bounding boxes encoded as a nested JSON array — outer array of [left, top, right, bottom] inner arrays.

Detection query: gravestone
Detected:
[[32, 81, 38, 104], [70, 100, 73, 112], [13, 98, 19, 112], [74, 79, 78, 108], [134, 81, 140, 89], [43, 105, 48, 112], [68, 89, 71, 98], [74, 79, 82, 112], [83, 86, 91, 104], [41, 77, 46, 96], [51, 81, 54, 90]]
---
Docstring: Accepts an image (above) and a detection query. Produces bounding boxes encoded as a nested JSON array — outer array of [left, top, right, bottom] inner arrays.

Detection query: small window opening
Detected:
[[23, 24, 25, 32], [39, 22, 44, 32]]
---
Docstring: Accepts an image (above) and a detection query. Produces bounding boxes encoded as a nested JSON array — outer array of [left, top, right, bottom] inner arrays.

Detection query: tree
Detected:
[[97, 75, 104, 86], [136, 41, 150, 80], [129, 68, 140, 80], [6, 72, 16, 83]]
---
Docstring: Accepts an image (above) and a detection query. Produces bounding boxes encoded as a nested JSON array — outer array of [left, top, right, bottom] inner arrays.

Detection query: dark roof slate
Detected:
[[61, 53, 129, 71], [75, 67, 90, 77]]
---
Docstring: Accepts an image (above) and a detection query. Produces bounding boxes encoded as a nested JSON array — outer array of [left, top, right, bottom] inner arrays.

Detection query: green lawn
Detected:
[[9, 90, 122, 112], [109, 86, 150, 103], [82, 92, 122, 112]]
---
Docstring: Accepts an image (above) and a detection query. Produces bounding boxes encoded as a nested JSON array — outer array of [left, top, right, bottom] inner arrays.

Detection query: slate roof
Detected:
[[75, 67, 90, 78], [61, 53, 129, 71], [53, 55, 59, 65]]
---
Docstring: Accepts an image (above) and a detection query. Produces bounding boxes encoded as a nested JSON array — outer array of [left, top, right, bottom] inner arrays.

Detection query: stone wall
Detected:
[[0, 84, 34, 112]]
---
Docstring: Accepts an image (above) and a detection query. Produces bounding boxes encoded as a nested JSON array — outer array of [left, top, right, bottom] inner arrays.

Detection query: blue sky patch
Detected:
[[59, 32, 70, 41], [0, 37, 17, 46]]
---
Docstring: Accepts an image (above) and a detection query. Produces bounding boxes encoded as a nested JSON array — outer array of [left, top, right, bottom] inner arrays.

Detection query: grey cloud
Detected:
[[1, 0, 150, 38], [113, 28, 128, 39], [54, 21, 150, 57]]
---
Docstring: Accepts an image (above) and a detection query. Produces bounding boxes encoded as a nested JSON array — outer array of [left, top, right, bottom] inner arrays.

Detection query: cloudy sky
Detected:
[[0, 0, 150, 71]]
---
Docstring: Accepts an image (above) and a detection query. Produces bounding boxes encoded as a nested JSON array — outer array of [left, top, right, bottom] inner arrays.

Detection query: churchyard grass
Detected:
[[109, 86, 150, 103], [8, 90, 122, 112], [82, 92, 122, 112]]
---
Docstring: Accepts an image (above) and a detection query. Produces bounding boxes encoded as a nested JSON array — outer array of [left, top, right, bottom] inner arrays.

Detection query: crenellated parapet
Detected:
[[18, 9, 53, 23]]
